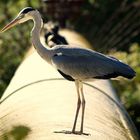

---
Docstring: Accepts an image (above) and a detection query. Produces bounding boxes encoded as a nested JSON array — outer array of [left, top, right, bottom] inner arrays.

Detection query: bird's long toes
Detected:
[[72, 130, 90, 136], [54, 130, 90, 136]]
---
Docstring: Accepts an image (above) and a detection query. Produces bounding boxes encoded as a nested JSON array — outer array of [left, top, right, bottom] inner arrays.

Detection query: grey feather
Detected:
[[52, 46, 135, 80]]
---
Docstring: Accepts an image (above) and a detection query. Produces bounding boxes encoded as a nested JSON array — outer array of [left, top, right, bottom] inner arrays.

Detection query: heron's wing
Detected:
[[51, 49, 127, 80]]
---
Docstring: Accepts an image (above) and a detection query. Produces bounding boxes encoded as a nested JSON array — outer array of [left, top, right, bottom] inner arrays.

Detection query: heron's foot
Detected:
[[71, 130, 90, 136], [54, 130, 90, 136]]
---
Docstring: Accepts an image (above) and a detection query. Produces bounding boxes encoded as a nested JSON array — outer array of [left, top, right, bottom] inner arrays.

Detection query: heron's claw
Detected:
[[72, 130, 90, 136], [54, 130, 90, 136]]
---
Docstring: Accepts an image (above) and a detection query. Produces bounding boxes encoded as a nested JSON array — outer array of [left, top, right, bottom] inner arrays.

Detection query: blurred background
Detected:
[[0, 0, 140, 134]]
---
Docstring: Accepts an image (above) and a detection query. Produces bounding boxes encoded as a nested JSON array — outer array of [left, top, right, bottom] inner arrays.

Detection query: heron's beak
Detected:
[[0, 17, 20, 33]]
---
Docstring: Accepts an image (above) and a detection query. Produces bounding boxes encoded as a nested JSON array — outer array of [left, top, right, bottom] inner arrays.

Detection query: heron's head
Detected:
[[1, 7, 36, 32]]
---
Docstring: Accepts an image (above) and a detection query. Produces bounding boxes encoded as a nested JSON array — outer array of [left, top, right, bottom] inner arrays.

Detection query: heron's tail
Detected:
[[118, 62, 136, 79]]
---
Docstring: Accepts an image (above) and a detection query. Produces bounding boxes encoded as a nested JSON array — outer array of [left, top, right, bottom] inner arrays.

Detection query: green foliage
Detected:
[[0, 0, 40, 96], [112, 43, 140, 131]]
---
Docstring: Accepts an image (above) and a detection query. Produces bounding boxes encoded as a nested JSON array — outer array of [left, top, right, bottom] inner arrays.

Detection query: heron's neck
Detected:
[[31, 12, 53, 63]]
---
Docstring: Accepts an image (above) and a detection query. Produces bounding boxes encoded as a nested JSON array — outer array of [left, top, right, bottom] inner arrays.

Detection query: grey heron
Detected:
[[1, 7, 136, 135]]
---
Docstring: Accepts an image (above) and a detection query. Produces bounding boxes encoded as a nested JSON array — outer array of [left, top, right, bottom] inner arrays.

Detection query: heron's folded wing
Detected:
[[51, 52, 118, 79]]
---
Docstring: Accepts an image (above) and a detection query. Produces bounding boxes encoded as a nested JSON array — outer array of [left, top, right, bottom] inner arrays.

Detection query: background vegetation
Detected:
[[0, 0, 140, 134]]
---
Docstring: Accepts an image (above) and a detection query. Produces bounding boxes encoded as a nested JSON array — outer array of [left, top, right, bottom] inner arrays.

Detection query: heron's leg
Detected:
[[72, 80, 81, 133], [79, 81, 85, 133]]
